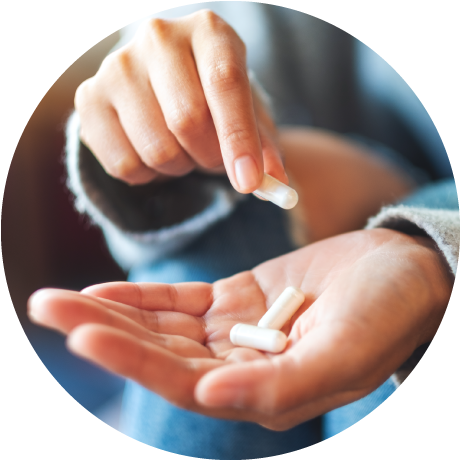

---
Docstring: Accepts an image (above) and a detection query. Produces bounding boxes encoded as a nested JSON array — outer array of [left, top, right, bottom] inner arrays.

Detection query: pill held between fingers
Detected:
[[258, 287, 305, 330], [230, 324, 288, 353], [253, 173, 298, 209]]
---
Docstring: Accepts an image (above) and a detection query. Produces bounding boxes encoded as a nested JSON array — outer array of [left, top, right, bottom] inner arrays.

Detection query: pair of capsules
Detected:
[[230, 287, 305, 353]]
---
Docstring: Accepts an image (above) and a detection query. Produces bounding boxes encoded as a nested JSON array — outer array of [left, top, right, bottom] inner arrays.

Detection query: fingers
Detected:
[[194, 325, 372, 416], [79, 47, 195, 180], [67, 323, 221, 407], [103, 47, 195, 177], [29, 288, 208, 344], [81, 281, 213, 316], [76, 11, 287, 190], [190, 11, 263, 193], [66, 323, 306, 426], [75, 80, 158, 185], [141, 20, 222, 170]]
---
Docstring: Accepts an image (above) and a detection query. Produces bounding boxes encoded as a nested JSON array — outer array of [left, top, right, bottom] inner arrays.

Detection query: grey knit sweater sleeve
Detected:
[[366, 179, 459, 275], [65, 112, 244, 271], [365, 180, 459, 385]]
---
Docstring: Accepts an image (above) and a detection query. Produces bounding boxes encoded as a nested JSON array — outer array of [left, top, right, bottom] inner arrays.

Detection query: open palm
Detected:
[[29, 228, 452, 430]]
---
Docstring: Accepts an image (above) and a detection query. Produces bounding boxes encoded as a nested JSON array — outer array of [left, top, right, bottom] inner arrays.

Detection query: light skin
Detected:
[[281, 127, 414, 242], [31, 10, 453, 430], [74, 10, 414, 242], [28, 229, 453, 430], [75, 9, 287, 192]]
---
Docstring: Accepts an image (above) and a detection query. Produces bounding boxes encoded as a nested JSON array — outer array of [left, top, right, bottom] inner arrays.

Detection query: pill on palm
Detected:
[[230, 323, 288, 353], [258, 287, 305, 330], [253, 173, 298, 209]]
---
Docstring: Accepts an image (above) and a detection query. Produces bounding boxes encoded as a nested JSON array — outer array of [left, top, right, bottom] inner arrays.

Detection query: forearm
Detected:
[[281, 127, 418, 242]]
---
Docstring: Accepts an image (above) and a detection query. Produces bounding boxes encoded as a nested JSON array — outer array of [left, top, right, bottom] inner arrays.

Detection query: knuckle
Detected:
[[166, 103, 210, 138], [141, 142, 182, 170], [100, 47, 135, 80], [143, 17, 172, 44], [105, 155, 144, 182], [74, 78, 94, 111], [195, 10, 245, 50], [195, 9, 222, 28], [206, 61, 247, 92], [166, 110, 197, 138], [221, 123, 252, 145], [97, 51, 116, 74], [195, 9, 239, 40], [148, 17, 168, 33]]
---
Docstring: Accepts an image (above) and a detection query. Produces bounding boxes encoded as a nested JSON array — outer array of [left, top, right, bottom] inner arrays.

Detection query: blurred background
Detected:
[[2, 31, 127, 428]]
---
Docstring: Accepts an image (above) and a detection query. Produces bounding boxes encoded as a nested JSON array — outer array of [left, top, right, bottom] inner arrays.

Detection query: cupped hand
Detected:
[[75, 9, 287, 191], [28, 229, 453, 430]]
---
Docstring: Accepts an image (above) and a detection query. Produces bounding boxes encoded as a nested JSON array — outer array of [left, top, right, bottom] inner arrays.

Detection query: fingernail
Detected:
[[28, 290, 50, 324], [28, 309, 41, 324], [234, 156, 260, 192]]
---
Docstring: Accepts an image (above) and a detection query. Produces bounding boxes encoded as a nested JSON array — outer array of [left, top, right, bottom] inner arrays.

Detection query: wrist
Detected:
[[410, 235, 454, 346]]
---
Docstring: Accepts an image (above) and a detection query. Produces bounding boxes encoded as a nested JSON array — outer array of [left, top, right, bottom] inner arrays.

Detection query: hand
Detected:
[[75, 9, 287, 191], [28, 229, 452, 430]]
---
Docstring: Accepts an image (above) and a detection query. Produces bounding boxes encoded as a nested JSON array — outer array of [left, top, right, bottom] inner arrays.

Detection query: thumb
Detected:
[[194, 327, 370, 415], [195, 357, 283, 413]]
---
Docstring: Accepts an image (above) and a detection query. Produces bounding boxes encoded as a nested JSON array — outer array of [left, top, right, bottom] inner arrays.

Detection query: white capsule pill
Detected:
[[258, 287, 305, 330], [230, 323, 287, 353], [253, 173, 298, 209]]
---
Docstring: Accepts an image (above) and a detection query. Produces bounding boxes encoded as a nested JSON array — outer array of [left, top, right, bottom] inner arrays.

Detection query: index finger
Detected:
[[191, 11, 263, 193]]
